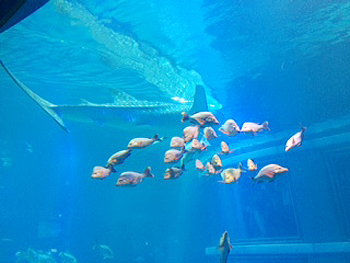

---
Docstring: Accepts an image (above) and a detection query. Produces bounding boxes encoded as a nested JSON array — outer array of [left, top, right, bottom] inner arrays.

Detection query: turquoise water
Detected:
[[1, 0, 350, 262]]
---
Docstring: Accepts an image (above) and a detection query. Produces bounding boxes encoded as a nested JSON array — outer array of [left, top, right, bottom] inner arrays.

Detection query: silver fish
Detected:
[[252, 164, 289, 184], [218, 231, 233, 263], [91, 166, 114, 180], [185, 139, 207, 152], [128, 134, 162, 149], [285, 125, 307, 151], [203, 127, 217, 140], [106, 149, 132, 166], [219, 141, 234, 155], [241, 121, 269, 135], [164, 149, 184, 163], [183, 126, 199, 143], [219, 119, 240, 137], [116, 167, 154, 187], [195, 159, 205, 171], [181, 111, 219, 126], [164, 165, 185, 180], [170, 136, 185, 148]]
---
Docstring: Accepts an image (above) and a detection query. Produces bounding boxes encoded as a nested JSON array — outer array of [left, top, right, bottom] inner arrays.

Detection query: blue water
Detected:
[[1, 0, 350, 262]]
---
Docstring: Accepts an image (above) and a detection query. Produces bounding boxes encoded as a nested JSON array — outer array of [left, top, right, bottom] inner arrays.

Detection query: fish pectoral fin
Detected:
[[265, 172, 275, 178], [196, 118, 205, 126]]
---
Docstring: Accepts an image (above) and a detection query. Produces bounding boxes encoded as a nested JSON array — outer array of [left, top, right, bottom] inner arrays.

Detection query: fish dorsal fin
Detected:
[[189, 85, 208, 114]]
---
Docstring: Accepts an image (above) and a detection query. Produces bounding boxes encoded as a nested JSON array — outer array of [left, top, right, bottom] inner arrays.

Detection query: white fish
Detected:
[[106, 149, 132, 167], [205, 162, 216, 175], [218, 231, 233, 263], [181, 111, 219, 126], [116, 167, 154, 187], [164, 149, 185, 163], [241, 121, 269, 135], [164, 165, 185, 180], [219, 141, 234, 155], [247, 159, 257, 171], [185, 139, 207, 152], [219, 119, 240, 137], [195, 159, 205, 171], [91, 166, 114, 180], [203, 127, 218, 140], [251, 164, 289, 184], [285, 125, 307, 151], [183, 126, 199, 143], [128, 134, 162, 149], [170, 137, 185, 148]]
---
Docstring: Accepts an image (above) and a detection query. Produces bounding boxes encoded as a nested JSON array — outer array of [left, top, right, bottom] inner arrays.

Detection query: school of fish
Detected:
[[91, 111, 306, 188], [90, 111, 306, 263]]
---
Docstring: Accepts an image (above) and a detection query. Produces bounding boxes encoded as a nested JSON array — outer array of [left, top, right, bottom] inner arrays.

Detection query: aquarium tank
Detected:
[[0, 0, 350, 262]]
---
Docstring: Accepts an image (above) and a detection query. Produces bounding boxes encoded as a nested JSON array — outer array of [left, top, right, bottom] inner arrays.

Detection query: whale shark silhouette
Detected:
[[0, 60, 208, 133]]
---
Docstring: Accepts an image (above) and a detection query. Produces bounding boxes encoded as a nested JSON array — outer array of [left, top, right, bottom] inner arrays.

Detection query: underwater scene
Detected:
[[1, 0, 350, 262]]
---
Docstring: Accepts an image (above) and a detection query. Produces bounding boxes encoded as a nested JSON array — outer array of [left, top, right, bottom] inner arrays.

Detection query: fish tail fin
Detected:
[[153, 134, 165, 142], [181, 112, 189, 122], [0, 60, 69, 133], [250, 177, 257, 187], [105, 164, 116, 173], [144, 167, 154, 178], [239, 163, 246, 172], [262, 121, 270, 131], [200, 136, 211, 147], [299, 123, 307, 132]]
